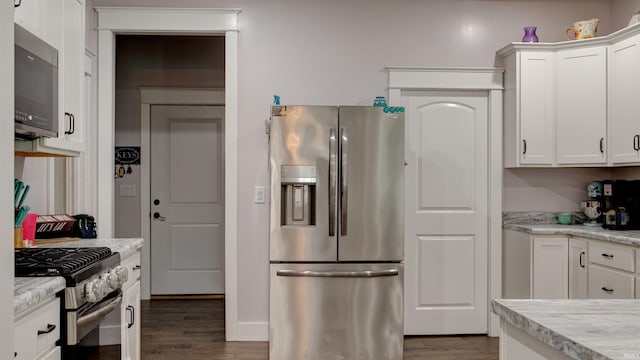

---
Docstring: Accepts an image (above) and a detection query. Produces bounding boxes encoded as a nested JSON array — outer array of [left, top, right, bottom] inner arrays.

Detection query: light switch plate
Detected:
[[119, 184, 136, 197], [254, 186, 266, 204]]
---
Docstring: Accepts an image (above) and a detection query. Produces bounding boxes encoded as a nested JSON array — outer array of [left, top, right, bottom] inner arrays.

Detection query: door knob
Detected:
[[153, 212, 166, 221]]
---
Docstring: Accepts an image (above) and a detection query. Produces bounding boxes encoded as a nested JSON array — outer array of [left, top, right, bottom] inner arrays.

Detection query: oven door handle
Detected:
[[77, 294, 123, 328]]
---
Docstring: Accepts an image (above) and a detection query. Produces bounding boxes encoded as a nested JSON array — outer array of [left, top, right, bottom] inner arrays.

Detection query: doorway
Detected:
[[114, 36, 226, 296], [96, 7, 258, 340]]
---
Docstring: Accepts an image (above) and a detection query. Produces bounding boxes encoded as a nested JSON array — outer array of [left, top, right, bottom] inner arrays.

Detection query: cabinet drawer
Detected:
[[588, 241, 635, 272], [40, 346, 61, 360], [588, 265, 635, 299], [121, 252, 141, 291], [14, 297, 60, 360]]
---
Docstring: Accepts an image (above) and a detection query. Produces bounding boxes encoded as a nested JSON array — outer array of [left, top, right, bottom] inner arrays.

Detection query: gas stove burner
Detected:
[[15, 247, 116, 282]]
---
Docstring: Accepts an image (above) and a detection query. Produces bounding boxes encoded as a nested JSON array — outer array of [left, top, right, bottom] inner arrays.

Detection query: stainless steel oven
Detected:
[[15, 247, 128, 359]]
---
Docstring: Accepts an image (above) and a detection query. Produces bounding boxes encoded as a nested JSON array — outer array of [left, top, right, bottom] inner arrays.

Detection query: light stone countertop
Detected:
[[503, 223, 640, 247], [492, 299, 640, 360], [14, 238, 144, 317], [14, 277, 66, 317]]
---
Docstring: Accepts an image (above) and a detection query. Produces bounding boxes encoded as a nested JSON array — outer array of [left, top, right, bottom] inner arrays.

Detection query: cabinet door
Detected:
[[14, 0, 44, 37], [121, 281, 140, 360], [42, 0, 85, 153], [588, 265, 635, 299], [608, 34, 640, 164], [556, 47, 607, 164], [569, 238, 588, 299], [636, 277, 639, 299], [532, 237, 568, 299], [519, 52, 555, 165]]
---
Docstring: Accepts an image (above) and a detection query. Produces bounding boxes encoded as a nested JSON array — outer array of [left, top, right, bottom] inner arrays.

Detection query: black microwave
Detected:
[[14, 23, 58, 139]]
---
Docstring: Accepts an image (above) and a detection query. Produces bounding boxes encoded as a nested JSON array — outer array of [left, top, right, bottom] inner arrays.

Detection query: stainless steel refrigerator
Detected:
[[269, 105, 405, 360]]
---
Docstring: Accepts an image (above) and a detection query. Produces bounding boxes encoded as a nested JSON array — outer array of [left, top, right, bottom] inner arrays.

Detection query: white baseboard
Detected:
[[227, 321, 268, 341], [99, 324, 121, 345]]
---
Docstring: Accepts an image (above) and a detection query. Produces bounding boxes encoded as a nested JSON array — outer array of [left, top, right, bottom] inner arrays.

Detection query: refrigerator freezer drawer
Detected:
[[269, 263, 404, 360]]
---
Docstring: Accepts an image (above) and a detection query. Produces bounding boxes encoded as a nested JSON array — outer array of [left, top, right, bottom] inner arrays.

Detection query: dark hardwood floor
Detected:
[[140, 299, 499, 359], [90, 298, 499, 359]]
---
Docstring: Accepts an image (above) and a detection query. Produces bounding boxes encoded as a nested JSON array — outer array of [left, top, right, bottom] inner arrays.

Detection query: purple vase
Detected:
[[522, 26, 539, 43]]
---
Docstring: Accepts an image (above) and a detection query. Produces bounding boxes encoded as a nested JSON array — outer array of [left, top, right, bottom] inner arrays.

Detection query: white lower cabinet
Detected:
[[120, 252, 141, 360], [585, 239, 635, 299], [636, 250, 640, 299], [14, 297, 61, 360], [505, 231, 639, 300], [532, 237, 569, 298], [568, 238, 588, 299], [588, 265, 635, 299], [502, 230, 568, 299], [38, 347, 61, 360]]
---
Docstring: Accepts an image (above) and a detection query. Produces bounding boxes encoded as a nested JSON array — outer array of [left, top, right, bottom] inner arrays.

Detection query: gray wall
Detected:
[[113, 35, 224, 237]]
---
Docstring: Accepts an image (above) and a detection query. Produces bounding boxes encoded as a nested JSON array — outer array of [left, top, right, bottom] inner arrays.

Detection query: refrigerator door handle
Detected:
[[340, 127, 348, 236], [276, 269, 399, 278], [329, 128, 337, 237]]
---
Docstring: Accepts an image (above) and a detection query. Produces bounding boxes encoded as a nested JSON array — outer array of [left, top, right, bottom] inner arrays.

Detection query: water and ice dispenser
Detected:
[[280, 165, 316, 226]]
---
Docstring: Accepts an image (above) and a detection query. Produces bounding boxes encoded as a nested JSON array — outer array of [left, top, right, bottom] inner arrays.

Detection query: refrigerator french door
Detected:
[[269, 106, 405, 360]]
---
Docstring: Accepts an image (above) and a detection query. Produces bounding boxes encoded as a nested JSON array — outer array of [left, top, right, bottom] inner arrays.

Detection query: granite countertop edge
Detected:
[[14, 238, 144, 317], [503, 224, 640, 247], [491, 299, 611, 360]]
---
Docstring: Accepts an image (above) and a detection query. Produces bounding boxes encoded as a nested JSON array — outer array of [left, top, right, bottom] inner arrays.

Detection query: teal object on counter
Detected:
[[15, 205, 29, 228], [17, 185, 29, 209]]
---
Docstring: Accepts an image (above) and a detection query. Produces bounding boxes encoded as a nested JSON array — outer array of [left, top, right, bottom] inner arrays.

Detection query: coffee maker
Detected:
[[600, 180, 640, 230]]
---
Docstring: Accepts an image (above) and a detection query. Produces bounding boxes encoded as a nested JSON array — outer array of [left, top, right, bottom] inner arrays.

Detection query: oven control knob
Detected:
[[85, 278, 107, 303], [106, 270, 120, 291], [114, 265, 129, 284]]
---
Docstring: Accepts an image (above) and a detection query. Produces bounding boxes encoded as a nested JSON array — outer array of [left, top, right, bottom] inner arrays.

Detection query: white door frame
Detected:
[[141, 87, 225, 295], [95, 7, 247, 340], [387, 67, 503, 336]]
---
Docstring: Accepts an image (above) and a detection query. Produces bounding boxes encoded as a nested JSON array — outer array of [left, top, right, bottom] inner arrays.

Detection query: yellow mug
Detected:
[[565, 18, 599, 40]]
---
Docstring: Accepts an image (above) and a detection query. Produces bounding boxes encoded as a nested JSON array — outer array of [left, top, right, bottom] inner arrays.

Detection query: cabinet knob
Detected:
[[599, 137, 604, 154], [634, 134, 640, 151], [601, 286, 614, 293], [522, 139, 527, 155]]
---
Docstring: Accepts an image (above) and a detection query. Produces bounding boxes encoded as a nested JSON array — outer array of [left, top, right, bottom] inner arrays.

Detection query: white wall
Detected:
[[503, 168, 614, 211], [611, 0, 640, 29], [91, 0, 633, 326]]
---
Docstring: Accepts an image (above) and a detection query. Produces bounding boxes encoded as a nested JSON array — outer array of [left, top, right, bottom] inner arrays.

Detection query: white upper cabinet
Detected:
[[14, 0, 85, 156], [608, 33, 640, 165], [556, 46, 607, 165], [498, 24, 640, 168], [501, 50, 555, 167]]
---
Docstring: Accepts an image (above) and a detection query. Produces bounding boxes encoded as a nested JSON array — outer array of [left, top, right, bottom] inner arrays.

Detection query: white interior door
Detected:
[[150, 105, 225, 295], [404, 91, 488, 334]]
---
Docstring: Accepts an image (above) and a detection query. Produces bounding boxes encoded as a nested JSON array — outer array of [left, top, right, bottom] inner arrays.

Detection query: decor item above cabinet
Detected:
[[498, 23, 640, 167]]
